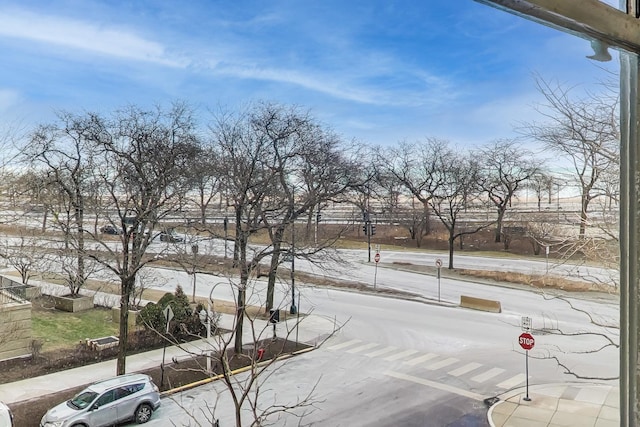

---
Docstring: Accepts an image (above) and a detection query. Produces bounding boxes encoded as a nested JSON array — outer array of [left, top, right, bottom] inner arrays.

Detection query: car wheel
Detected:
[[135, 403, 153, 424]]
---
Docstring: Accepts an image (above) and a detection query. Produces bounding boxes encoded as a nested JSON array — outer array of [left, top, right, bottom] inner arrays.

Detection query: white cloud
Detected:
[[0, 89, 20, 112], [0, 8, 185, 67]]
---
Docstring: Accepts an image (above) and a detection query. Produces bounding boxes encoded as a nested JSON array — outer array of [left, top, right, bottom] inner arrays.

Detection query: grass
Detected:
[[31, 305, 120, 351]]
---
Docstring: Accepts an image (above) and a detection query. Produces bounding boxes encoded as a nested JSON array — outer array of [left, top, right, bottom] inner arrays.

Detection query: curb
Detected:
[[486, 399, 502, 427], [161, 345, 316, 397]]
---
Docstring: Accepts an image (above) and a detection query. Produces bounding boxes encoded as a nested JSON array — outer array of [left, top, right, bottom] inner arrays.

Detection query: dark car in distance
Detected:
[[100, 225, 122, 235], [159, 230, 184, 243]]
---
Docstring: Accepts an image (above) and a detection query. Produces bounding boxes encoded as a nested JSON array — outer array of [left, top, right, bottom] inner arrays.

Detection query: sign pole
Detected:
[[437, 267, 441, 302], [524, 350, 531, 401], [373, 251, 380, 288], [519, 328, 535, 402]]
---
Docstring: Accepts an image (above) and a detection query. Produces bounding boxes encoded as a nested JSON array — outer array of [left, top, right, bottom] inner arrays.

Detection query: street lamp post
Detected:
[[191, 243, 198, 303], [290, 218, 297, 315], [223, 216, 228, 259]]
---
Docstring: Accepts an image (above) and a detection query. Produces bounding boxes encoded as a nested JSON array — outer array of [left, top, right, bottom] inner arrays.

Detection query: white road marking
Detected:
[[497, 374, 527, 389], [383, 349, 419, 361], [424, 357, 459, 371], [448, 362, 483, 377], [327, 339, 361, 351], [364, 346, 397, 358], [385, 371, 484, 401], [403, 353, 438, 366], [471, 367, 505, 383], [346, 342, 379, 354]]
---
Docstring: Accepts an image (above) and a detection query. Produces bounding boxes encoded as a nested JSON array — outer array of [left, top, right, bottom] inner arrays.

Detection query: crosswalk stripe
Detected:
[[448, 362, 482, 377], [327, 339, 361, 351], [471, 367, 505, 383], [403, 353, 438, 366], [364, 346, 397, 358], [385, 371, 484, 401], [425, 357, 459, 371], [497, 374, 527, 389], [383, 349, 419, 361], [346, 342, 379, 354]]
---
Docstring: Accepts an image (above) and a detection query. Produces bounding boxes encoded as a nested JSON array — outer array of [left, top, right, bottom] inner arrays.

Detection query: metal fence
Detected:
[[0, 280, 28, 305]]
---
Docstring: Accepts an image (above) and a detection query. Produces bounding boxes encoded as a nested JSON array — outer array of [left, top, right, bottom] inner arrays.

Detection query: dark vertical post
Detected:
[[290, 192, 297, 315], [523, 350, 531, 401], [223, 216, 228, 259]]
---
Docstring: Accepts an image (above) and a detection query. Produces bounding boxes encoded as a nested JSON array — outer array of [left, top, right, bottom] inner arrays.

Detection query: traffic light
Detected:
[[316, 212, 322, 222], [363, 224, 368, 234], [371, 223, 376, 235]]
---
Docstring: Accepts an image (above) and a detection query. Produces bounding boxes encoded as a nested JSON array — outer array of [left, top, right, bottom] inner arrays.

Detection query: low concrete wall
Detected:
[[53, 294, 94, 312], [0, 300, 32, 361], [112, 307, 140, 329], [460, 295, 502, 313]]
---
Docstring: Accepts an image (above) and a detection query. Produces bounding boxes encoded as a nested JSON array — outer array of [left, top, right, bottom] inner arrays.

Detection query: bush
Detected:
[[139, 285, 208, 339]]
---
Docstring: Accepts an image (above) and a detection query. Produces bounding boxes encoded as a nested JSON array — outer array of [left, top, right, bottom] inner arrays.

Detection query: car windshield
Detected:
[[68, 391, 98, 410]]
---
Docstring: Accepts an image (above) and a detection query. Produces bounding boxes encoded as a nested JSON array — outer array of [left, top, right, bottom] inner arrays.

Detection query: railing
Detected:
[[0, 280, 29, 305]]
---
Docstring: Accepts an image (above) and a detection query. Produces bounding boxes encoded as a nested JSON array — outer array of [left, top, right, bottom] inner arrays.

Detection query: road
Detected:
[[122, 249, 618, 426], [7, 233, 614, 425]]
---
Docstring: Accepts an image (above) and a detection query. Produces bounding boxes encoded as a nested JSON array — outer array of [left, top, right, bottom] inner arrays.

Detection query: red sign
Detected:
[[374, 253, 380, 263], [519, 332, 535, 350]]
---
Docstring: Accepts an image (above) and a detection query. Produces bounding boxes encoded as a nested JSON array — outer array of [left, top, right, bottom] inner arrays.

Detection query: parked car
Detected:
[[0, 401, 13, 427], [159, 230, 184, 243], [40, 374, 160, 427], [99, 224, 122, 235]]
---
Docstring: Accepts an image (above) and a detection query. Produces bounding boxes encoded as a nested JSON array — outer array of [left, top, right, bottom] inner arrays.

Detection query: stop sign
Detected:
[[519, 332, 535, 350], [374, 253, 380, 263]]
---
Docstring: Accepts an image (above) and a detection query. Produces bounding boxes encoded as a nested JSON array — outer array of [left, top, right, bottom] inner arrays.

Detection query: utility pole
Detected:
[[363, 210, 371, 262], [473, 2, 640, 424], [290, 190, 297, 315]]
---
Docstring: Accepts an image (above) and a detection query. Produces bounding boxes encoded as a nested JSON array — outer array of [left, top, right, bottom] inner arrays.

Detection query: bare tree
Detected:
[[210, 104, 278, 354], [83, 102, 200, 375], [427, 147, 493, 269], [520, 76, 619, 238], [23, 112, 101, 296], [188, 144, 223, 225], [378, 138, 450, 247], [477, 139, 540, 242], [0, 234, 47, 284], [261, 111, 362, 314], [535, 294, 618, 381], [159, 278, 338, 427], [526, 170, 557, 211]]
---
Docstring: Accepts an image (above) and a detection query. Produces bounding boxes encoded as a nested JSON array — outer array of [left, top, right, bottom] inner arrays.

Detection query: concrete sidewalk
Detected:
[[0, 311, 337, 405], [488, 383, 619, 427]]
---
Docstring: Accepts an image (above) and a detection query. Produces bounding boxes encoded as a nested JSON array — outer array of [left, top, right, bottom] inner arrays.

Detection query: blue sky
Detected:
[[0, 0, 620, 148]]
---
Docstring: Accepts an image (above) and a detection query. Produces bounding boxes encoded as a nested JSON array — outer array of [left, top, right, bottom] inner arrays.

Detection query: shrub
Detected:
[[139, 285, 208, 339]]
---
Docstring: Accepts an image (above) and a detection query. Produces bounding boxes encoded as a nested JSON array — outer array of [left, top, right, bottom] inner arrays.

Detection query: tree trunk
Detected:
[[41, 210, 48, 233], [234, 286, 246, 354], [494, 207, 506, 243], [448, 231, 455, 269], [234, 233, 249, 354], [116, 276, 135, 375], [73, 195, 85, 296], [423, 200, 431, 235], [265, 228, 284, 313], [579, 194, 589, 239]]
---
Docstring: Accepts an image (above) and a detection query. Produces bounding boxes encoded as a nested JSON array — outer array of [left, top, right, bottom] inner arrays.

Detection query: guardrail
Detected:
[[460, 295, 502, 313]]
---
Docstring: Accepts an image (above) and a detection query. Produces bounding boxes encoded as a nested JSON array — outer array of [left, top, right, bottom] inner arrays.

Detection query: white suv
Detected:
[[40, 374, 161, 427], [0, 401, 13, 427]]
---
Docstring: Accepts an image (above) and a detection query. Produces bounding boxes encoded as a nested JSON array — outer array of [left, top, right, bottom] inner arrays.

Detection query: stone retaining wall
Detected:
[[0, 298, 32, 361]]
